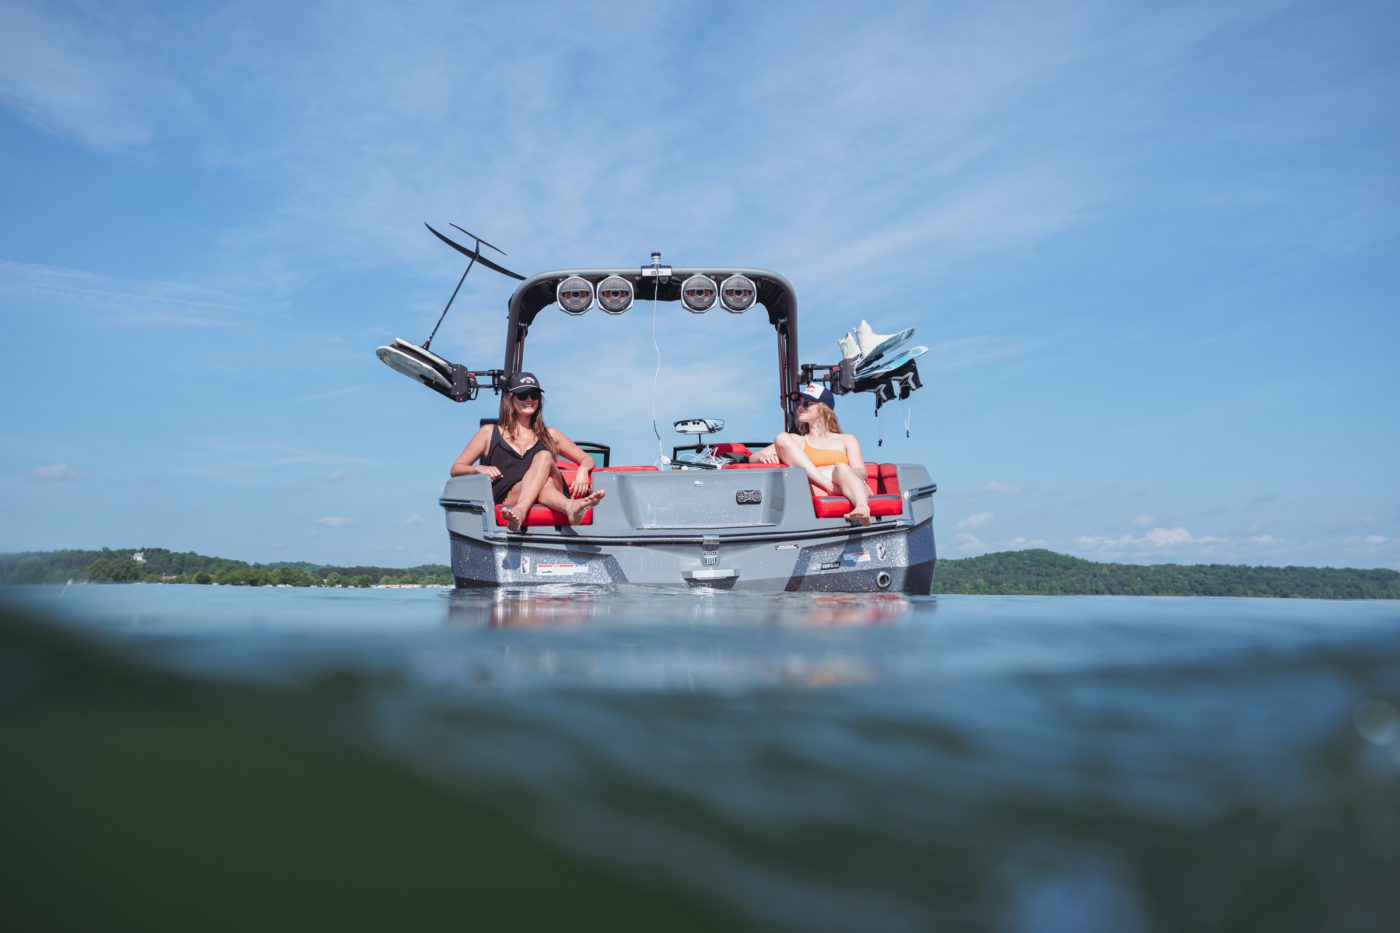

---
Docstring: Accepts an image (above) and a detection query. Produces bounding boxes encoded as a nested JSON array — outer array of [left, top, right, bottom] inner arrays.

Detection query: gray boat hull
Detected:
[[441, 465, 935, 594]]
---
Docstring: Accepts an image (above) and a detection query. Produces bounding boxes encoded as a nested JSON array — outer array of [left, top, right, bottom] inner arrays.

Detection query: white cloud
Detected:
[[957, 511, 994, 530], [396, 513, 423, 526], [1247, 534, 1279, 545], [315, 516, 355, 528], [1132, 514, 1155, 528], [28, 462, 79, 482], [985, 481, 1022, 495], [1009, 536, 1048, 549], [955, 533, 982, 551], [1077, 526, 1222, 553], [1364, 535, 1387, 545]]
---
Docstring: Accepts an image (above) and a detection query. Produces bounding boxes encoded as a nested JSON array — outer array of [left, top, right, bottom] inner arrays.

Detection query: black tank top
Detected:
[[483, 424, 551, 502]]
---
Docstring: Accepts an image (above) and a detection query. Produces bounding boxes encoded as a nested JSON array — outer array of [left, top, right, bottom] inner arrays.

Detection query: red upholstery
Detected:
[[878, 463, 900, 496], [724, 462, 784, 470], [811, 494, 903, 519], [594, 465, 659, 472], [495, 505, 593, 527], [713, 442, 751, 456]]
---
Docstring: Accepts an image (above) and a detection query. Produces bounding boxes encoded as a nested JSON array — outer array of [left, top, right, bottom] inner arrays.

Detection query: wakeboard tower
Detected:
[[378, 226, 936, 593]]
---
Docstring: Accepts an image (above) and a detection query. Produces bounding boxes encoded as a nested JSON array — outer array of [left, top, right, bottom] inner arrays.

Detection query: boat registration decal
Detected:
[[736, 489, 762, 505], [535, 562, 585, 577], [841, 549, 871, 565]]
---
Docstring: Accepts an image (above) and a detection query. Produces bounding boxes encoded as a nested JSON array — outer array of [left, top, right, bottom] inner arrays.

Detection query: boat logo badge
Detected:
[[736, 489, 762, 505]]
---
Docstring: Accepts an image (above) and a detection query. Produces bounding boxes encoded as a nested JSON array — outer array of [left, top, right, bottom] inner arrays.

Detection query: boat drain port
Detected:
[[875, 571, 892, 590]]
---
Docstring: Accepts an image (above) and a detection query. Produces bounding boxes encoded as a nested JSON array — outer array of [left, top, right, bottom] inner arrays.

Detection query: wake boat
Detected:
[[382, 233, 936, 593]]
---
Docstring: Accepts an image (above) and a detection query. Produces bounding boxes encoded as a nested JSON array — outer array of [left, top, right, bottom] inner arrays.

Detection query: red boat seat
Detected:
[[723, 462, 784, 470], [812, 494, 903, 519], [878, 463, 900, 496], [495, 505, 593, 527], [712, 442, 751, 457], [594, 465, 659, 472]]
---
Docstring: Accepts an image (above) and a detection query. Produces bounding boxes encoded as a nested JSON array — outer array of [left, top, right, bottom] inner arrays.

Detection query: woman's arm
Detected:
[[449, 426, 499, 478], [549, 429, 596, 496], [750, 443, 780, 464], [844, 434, 867, 474]]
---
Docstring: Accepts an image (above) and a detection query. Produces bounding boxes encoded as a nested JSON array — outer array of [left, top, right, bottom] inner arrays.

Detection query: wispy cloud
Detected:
[[28, 462, 79, 482], [0, 259, 238, 327], [956, 511, 994, 531], [396, 513, 422, 526], [0, 1, 155, 149], [984, 481, 1023, 496], [954, 532, 982, 551], [315, 516, 355, 528]]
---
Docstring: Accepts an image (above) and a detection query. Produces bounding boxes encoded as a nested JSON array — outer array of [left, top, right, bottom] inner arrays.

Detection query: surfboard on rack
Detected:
[[855, 344, 926, 378], [854, 323, 915, 368]]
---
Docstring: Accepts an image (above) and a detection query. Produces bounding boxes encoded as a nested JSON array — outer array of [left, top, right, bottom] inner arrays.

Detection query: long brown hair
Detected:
[[797, 402, 841, 436], [497, 390, 558, 458]]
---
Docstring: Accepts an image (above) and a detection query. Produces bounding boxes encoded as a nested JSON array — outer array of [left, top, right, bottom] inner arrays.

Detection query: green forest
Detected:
[[933, 549, 1400, 599], [0, 548, 452, 588], [1, 547, 1397, 598]]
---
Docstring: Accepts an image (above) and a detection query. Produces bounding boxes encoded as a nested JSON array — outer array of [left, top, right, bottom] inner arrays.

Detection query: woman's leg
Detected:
[[535, 463, 605, 525], [500, 452, 555, 531], [504, 453, 604, 528], [831, 462, 871, 524]]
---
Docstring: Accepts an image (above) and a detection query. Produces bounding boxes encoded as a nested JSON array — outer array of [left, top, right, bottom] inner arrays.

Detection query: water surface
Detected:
[[4, 585, 1398, 932]]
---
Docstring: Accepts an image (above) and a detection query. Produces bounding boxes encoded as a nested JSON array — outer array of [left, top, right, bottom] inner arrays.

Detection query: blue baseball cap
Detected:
[[797, 382, 835, 408]]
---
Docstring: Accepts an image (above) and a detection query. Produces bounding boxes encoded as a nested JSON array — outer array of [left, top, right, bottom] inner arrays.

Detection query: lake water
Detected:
[[4, 585, 1399, 932]]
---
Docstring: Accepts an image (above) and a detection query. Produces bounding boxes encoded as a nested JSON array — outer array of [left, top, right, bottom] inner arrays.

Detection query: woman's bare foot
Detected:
[[847, 506, 872, 526], [501, 505, 526, 532], [566, 489, 605, 524]]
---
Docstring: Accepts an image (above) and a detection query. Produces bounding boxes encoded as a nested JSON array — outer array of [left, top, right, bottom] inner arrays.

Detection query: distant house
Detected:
[[133, 551, 146, 563]]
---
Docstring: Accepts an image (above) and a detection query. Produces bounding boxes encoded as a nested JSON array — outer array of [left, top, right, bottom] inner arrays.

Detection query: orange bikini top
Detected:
[[803, 439, 850, 467]]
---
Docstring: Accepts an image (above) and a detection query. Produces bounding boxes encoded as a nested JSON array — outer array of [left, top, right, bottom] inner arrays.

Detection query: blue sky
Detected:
[[1, 0, 1397, 569]]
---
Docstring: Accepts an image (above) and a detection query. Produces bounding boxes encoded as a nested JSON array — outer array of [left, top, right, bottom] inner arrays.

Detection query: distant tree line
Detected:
[[934, 549, 1400, 599], [0, 549, 452, 588], [4, 547, 1397, 598]]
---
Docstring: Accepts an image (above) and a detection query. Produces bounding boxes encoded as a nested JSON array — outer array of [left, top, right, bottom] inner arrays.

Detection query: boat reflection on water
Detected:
[[445, 587, 919, 630], [440, 588, 926, 691]]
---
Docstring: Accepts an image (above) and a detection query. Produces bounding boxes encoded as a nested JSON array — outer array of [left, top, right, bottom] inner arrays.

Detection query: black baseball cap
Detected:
[[797, 382, 835, 408], [506, 371, 544, 395]]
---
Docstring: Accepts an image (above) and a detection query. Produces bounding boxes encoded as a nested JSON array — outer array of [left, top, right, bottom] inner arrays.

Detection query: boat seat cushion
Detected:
[[494, 505, 593, 527], [812, 494, 903, 519], [723, 462, 784, 470], [594, 465, 659, 472], [878, 463, 900, 496], [712, 442, 751, 457]]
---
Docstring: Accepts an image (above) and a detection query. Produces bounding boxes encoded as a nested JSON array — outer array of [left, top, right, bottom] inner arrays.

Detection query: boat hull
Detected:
[[441, 465, 936, 594]]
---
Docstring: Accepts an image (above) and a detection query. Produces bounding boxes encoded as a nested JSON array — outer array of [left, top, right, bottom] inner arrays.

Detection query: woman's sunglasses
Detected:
[[796, 398, 818, 409], [514, 390, 542, 401]]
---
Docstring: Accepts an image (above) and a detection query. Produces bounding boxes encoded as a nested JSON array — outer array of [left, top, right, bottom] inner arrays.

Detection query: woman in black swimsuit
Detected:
[[449, 372, 605, 531]]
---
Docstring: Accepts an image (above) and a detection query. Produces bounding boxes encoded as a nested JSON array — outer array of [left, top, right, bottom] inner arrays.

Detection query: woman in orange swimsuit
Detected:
[[767, 383, 872, 525]]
